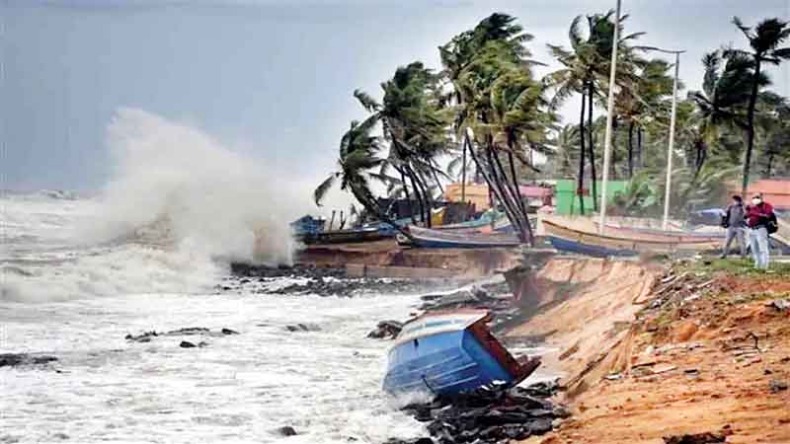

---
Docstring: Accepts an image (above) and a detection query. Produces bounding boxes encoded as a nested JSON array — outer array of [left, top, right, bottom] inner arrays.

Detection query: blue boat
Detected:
[[547, 236, 636, 258], [383, 310, 540, 396]]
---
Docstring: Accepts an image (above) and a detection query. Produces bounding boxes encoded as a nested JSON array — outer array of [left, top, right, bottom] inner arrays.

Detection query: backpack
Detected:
[[766, 212, 778, 234]]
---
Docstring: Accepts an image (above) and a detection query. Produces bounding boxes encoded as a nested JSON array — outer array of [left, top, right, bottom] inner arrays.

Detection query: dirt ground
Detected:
[[510, 259, 790, 444]]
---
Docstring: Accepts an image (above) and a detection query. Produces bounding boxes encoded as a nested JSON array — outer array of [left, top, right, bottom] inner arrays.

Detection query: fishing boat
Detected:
[[402, 226, 521, 249], [383, 310, 540, 396], [543, 217, 721, 257], [299, 227, 389, 244]]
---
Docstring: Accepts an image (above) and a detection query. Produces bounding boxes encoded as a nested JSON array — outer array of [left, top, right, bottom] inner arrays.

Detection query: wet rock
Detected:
[[367, 320, 403, 339], [126, 327, 239, 342], [180, 341, 196, 348], [0, 353, 58, 368], [663, 431, 726, 443], [276, 426, 298, 437], [391, 382, 563, 444], [769, 379, 788, 393], [285, 323, 321, 332]]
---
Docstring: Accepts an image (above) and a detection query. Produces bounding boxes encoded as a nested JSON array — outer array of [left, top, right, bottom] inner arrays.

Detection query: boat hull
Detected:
[[384, 329, 513, 395], [406, 226, 521, 249], [543, 218, 720, 256], [383, 311, 538, 396]]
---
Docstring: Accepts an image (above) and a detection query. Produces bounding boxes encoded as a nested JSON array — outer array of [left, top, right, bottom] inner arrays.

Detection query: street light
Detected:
[[642, 47, 686, 230], [597, 0, 621, 234]]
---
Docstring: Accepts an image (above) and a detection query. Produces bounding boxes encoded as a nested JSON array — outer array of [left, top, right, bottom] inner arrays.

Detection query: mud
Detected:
[[506, 258, 790, 444]]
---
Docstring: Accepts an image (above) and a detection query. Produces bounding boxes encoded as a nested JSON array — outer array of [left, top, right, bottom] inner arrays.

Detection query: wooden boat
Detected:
[[543, 217, 721, 257], [403, 226, 521, 249], [299, 227, 389, 245], [383, 310, 540, 396]]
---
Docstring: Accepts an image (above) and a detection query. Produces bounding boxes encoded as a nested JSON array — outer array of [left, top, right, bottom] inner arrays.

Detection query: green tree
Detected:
[[440, 13, 545, 244], [728, 17, 790, 195], [313, 117, 395, 227]]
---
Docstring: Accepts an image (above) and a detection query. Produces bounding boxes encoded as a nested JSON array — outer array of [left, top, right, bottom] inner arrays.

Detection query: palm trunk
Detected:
[[637, 127, 643, 168], [507, 147, 534, 246], [461, 139, 467, 202], [741, 59, 761, 197], [415, 172, 433, 228], [577, 92, 587, 215], [466, 134, 524, 241], [586, 82, 598, 212], [490, 147, 525, 238], [627, 122, 634, 178], [397, 167, 416, 224], [483, 138, 527, 243], [405, 167, 425, 226]]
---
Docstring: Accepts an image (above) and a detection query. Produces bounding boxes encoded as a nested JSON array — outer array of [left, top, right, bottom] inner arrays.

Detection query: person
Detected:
[[720, 195, 747, 258], [745, 193, 775, 269]]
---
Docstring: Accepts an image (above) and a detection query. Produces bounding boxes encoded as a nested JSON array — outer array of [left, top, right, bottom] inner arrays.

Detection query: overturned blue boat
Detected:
[[383, 310, 540, 396]]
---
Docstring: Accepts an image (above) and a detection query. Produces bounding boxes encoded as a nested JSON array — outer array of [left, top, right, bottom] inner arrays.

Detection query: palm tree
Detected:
[[313, 117, 405, 234], [354, 62, 451, 227], [547, 124, 581, 178], [728, 17, 790, 196], [547, 10, 643, 212], [440, 13, 544, 245], [614, 58, 673, 177], [688, 51, 759, 176]]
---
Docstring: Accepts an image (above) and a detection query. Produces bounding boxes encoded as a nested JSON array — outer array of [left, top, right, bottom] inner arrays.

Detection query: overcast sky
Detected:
[[3, 0, 789, 191]]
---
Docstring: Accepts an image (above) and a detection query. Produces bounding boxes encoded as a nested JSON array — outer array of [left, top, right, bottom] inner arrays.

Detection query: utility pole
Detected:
[[662, 51, 683, 230], [597, 0, 621, 234]]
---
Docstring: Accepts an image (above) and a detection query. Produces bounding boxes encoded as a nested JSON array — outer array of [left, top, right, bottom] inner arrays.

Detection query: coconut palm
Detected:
[[688, 51, 763, 175], [313, 117, 404, 232], [354, 62, 451, 227], [728, 17, 790, 195], [440, 13, 544, 244], [546, 10, 644, 212]]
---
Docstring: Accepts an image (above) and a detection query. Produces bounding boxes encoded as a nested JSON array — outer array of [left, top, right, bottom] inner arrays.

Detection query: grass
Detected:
[[676, 257, 790, 277]]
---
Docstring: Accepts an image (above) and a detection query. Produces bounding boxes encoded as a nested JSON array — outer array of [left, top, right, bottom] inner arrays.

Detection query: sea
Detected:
[[1, 190, 430, 444], [1, 109, 430, 444]]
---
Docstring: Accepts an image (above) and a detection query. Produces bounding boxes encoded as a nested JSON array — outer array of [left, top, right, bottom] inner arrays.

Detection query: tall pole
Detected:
[[662, 51, 681, 230], [597, 0, 621, 234]]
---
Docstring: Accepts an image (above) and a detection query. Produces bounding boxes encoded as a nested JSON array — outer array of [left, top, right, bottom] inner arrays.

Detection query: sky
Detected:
[[2, 0, 789, 192]]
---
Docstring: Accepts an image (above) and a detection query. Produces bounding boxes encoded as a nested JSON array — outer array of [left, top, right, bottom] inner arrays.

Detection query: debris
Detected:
[[767, 299, 790, 312], [367, 320, 403, 339], [276, 426, 298, 437], [662, 431, 726, 443], [0, 353, 58, 368], [652, 364, 678, 375], [179, 341, 196, 348], [126, 327, 239, 342], [285, 323, 321, 332], [769, 379, 788, 393], [393, 383, 563, 444]]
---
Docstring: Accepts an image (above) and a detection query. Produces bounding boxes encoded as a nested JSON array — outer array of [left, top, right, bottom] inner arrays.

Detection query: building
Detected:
[[554, 179, 628, 216], [444, 182, 553, 212]]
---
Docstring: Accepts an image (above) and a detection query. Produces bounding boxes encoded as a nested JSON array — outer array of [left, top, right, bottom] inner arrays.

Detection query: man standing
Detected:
[[720, 195, 747, 258], [745, 193, 775, 269]]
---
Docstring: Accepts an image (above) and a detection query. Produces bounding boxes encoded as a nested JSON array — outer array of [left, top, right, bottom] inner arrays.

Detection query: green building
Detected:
[[554, 179, 628, 215]]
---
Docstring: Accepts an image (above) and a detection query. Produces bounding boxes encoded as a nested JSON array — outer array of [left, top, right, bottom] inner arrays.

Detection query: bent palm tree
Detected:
[[314, 118, 406, 234], [728, 17, 790, 195]]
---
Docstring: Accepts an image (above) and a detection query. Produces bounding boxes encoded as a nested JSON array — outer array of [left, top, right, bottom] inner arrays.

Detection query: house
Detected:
[[444, 182, 553, 211]]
